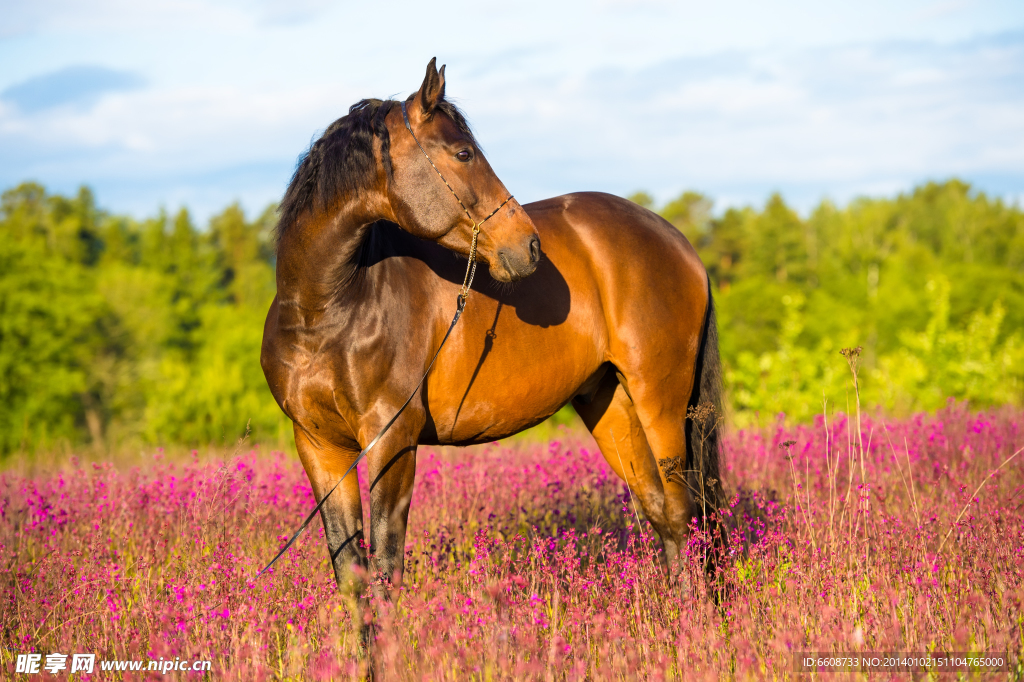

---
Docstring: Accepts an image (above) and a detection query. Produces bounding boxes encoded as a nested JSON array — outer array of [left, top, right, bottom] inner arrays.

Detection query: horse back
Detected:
[[524, 191, 709, 330]]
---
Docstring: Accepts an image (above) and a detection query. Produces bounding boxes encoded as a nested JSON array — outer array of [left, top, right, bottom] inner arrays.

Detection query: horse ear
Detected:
[[417, 57, 446, 116]]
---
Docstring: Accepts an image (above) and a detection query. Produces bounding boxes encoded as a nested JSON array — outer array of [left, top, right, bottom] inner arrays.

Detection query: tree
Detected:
[[0, 184, 108, 451]]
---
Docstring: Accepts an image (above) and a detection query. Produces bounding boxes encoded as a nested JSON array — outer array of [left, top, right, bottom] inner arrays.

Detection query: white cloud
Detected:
[[1, 0, 1023, 219], [0, 0, 341, 36], [0, 0, 239, 36]]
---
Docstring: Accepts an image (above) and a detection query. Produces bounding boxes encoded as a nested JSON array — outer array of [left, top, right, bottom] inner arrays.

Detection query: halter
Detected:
[[400, 100, 513, 301], [256, 101, 516, 580]]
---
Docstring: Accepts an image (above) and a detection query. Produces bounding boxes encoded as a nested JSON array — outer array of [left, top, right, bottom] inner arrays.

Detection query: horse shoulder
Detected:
[[261, 297, 365, 445]]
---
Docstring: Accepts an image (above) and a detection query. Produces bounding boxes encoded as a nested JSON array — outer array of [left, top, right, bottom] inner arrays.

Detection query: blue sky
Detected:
[[1, 0, 1023, 222]]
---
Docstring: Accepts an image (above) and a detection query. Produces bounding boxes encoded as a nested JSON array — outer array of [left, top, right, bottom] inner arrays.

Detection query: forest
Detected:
[[2, 179, 1022, 454]]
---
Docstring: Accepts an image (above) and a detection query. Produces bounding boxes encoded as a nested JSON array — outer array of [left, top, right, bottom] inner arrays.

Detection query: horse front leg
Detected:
[[365, 432, 419, 599], [292, 427, 370, 641]]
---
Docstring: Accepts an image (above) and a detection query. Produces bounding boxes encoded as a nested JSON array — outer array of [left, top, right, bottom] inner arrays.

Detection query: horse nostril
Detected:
[[528, 236, 540, 264], [498, 250, 514, 274]]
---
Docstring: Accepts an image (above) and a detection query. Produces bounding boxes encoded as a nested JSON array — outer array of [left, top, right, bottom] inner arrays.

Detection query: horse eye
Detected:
[[456, 150, 472, 162]]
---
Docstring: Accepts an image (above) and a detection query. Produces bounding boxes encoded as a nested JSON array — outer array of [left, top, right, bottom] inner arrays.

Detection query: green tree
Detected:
[[661, 190, 713, 245], [625, 179, 1024, 423], [0, 184, 109, 451]]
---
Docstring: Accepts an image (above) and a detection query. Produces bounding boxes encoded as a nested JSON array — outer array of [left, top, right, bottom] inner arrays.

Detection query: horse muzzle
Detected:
[[493, 233, 541, 282]]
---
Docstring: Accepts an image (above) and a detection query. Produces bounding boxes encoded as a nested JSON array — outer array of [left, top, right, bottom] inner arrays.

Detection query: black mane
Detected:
[[275, 97, 476, 247]]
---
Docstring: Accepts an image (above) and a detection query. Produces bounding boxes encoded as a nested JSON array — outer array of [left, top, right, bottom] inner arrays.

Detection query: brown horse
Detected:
[[261, 59, 726, 603]]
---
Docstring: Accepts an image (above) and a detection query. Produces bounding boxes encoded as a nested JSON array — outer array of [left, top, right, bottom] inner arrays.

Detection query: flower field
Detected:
[[3, 403, 1023, 680]]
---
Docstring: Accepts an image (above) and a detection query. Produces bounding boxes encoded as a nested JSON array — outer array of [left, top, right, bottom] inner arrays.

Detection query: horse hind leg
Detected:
[[572, 373, 683, 571], [618, 317, 728, 584]]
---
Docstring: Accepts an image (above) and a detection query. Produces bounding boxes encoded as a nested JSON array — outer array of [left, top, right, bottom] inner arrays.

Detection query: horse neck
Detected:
[[275, 202, 384, 316]]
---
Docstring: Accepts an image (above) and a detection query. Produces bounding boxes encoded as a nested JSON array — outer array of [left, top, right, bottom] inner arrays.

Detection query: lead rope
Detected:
[[257, 100, 510, 578], [461, 225, 481, 300]]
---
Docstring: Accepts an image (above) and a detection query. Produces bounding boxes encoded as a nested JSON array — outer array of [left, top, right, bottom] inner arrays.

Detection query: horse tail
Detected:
[[686, 275, 728, 565]]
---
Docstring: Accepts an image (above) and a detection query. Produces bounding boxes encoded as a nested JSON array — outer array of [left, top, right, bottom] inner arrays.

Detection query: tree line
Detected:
[[2, 179, 1022, 454], [629, 179, 1024, 422], [1, 183, 283, 454]]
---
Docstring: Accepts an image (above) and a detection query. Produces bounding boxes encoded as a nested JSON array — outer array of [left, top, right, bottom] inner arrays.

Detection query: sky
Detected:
[[1, 0, 1023, 222]]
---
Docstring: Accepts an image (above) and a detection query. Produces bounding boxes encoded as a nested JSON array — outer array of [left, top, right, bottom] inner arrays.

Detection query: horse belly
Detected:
[[425, 311, 601, 445]]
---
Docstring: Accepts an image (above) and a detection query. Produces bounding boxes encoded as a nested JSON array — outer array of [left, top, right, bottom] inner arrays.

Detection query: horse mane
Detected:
[[275, 96, 477, 247]]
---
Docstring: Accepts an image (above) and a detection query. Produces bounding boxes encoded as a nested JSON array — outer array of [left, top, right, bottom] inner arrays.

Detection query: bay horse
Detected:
[[261, 59, 726, 603]]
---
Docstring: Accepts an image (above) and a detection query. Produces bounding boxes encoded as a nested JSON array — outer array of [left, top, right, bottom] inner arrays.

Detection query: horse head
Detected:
[[386, 58, 541, 283]]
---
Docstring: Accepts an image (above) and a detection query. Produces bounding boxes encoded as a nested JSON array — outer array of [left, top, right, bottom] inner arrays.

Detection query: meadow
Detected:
[[3, 402, 1022, 680]]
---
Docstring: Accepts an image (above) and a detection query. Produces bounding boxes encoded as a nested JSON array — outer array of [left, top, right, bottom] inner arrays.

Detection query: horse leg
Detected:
[[366, 436, 419, 597], [293, 427, 370, 635], [572, 373, 682, 572], [621, 362, 722, 580]]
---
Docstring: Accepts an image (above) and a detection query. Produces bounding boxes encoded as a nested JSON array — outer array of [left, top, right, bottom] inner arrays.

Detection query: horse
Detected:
[[261, 58, 726, 608]]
